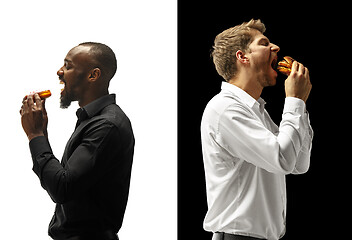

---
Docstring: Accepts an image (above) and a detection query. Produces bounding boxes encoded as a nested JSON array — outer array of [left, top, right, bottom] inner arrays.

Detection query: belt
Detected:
[[213, 232, 265, 240], [64, 230, 118, 240]]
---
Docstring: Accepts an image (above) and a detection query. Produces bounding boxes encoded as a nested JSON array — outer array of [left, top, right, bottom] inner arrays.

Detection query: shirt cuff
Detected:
[[29, 136, 52, 159], [283, 97, 305, 115]]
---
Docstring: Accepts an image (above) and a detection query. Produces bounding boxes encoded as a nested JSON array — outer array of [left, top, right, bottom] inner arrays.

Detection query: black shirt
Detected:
[[29, 94, 135, 239]]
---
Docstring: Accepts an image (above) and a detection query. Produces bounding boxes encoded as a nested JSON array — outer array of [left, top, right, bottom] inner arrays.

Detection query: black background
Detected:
[[178, 2, 349, 239]]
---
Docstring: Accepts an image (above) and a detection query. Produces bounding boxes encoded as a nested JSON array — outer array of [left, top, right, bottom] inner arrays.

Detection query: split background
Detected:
[[0, 1, 349, 239]]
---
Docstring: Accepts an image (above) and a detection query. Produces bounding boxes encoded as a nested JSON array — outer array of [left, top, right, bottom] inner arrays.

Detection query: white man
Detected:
[[201, 19, 313, 240]]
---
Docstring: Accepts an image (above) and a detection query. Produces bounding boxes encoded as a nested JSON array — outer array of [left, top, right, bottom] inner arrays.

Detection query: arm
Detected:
[[20, 94, 121, 203], [218, 61, 312, 174], [292, 111, 313, 174], [29, 123, 120, 203], [218, 97, 312, 174], [284, 60, 313, 173]]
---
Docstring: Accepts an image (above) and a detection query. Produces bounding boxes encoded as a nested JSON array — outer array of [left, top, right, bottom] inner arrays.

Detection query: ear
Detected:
[[88, 68, 101, 82], [235, 50, 249, 64]]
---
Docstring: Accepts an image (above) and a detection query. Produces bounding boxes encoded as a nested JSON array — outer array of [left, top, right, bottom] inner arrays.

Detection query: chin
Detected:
[[60, 90, 74, 109], [269, 78, 277, 86], [263, 76, 276, 87]]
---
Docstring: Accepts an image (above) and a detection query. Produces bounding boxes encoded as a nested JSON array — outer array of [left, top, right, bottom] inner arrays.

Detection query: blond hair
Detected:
[[211, 19, 266, 81]]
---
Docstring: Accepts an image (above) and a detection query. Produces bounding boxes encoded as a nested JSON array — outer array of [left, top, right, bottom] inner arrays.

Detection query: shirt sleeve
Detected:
[[29, 122, 120, 203], [218, 97, 313, 175], [292, 109, 313, 174]]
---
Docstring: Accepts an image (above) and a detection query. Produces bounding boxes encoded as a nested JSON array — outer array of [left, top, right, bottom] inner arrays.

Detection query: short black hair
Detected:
[[78, 42, 117, 81]]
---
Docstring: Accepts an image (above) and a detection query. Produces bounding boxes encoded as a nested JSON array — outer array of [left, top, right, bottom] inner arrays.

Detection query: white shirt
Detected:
[[201, 82, 313, 240]]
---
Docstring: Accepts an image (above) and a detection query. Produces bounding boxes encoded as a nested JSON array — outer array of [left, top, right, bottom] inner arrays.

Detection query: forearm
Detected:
[[279, 97, 307, 155], [278, 97, 313, 173], [29, 136, 66, 202], [29, 125, 119, 203], [218, 97, 312, 174], [292, 113, 313, 174]]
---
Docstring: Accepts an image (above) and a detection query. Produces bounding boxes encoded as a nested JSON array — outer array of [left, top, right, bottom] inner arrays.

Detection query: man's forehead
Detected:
[[250, 30, 268, 42], [66, 45, 91, 61]]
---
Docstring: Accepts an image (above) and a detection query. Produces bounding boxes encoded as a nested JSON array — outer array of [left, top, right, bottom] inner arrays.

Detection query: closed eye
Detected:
[[258, 38, 270, 46], [261, 41, 269, 46], [64, 59, 73, 70]]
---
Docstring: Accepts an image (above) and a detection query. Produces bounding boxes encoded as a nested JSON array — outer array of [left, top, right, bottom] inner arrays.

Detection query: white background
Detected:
[[0, 0, 177, 239]]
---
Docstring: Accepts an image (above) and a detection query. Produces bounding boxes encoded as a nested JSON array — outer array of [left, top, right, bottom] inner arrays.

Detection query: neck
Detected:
[[78, 89, 109, 107], [228, 70, 263, 100]]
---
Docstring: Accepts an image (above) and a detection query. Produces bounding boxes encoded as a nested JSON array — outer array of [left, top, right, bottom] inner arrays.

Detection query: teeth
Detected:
[[60, 80, 65, 93]]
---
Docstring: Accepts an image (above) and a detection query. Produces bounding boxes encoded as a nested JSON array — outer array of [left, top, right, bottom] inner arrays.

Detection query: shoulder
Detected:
[[82, 104, 133, 138], [201, 91, 254, 138], [202, 91, 252, 122], [83, 105, 134, 144], [98, 104, 133, 129]]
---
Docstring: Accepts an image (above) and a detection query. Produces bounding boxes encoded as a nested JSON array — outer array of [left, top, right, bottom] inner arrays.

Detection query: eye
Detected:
[[261, 41, 269, 46], [64, 61, 72, 70]]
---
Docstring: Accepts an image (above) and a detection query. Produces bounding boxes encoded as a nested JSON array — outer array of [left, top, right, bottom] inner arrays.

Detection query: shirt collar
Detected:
[[257, 97, 266, 114], [76, 94, 116, 121], [221, 82, 266, 113]]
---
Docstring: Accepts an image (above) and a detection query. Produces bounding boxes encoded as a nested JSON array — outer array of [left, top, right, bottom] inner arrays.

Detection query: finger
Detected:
[[289, 61, 297, 76], [21, 98, 27, 107], [297, 62, 305, 75], [22, 96, 27, 106], [26, 95, 35, 111], [22, 102, 30, 115], [291, 61, 298, 73], [34, 93, 42, 110], [304, 67, 310, 81], [27, 94, 34, 105], [42, 99, 47, 115]]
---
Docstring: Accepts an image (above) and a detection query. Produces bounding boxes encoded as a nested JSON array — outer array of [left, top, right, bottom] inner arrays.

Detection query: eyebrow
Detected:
[[258, 37, 270, 43], [64, 59, 75, 67]]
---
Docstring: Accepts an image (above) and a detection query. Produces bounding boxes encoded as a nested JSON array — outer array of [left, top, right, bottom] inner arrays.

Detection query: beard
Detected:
[[60, 73, 86, 109], [60, 89, 74, 109]]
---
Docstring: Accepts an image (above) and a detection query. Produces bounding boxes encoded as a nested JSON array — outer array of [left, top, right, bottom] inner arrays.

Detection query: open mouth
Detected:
[[59, 79, 65, 93], [271, 57, 278, 70]]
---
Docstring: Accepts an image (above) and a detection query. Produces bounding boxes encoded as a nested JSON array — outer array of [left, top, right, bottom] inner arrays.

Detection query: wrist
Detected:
[[284, 97, 306, 115], [285, 94, 305, 102], [27, 132, 45, 141]]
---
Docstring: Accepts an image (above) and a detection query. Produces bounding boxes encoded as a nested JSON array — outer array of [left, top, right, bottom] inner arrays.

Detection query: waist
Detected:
[[49, 203, 124, 240], [213, 232, 265, 240], [56, 230, 118, 240]]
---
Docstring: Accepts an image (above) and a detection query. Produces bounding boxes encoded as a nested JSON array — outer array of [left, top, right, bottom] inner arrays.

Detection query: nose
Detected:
[[271, 43, 280, 53], [57, 67, 64, 77]]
